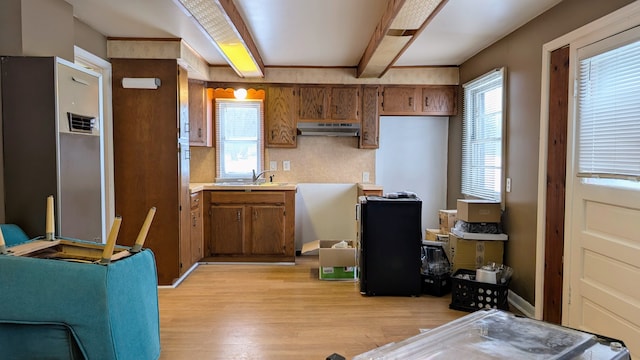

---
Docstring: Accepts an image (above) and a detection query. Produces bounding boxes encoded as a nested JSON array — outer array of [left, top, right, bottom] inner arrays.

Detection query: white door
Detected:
[[567, 180, 640, 356], [565, 25, 640, 357]]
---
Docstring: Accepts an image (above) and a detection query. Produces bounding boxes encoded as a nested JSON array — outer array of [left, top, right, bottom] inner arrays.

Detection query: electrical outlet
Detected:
[[269, 161, 277, 171], [362, 172, 370, 183], [506, 178, 511, 192], [283, 160, 291, 171]]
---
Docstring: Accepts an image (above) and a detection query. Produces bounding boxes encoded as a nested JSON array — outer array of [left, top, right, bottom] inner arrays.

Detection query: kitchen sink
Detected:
[[258, 182, 288, 186]]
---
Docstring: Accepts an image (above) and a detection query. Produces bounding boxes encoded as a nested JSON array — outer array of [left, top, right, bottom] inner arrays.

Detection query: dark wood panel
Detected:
[[544, 45, 569, 324], [111, 58, 182, 285]]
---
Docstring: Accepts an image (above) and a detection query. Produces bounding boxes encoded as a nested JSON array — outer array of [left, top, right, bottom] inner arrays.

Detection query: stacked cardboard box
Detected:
[[449, 200, 507, 272]]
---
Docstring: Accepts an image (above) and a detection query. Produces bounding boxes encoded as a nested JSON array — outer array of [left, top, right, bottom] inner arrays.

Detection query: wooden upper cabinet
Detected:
[[266, 85, 297, 148], [360, 86, 379, 149], [299, 86, 328, 120], [422, 85, 458, 115], [330, 86, 360, 122], [380, 86, 418, 114], [188, 79, 213, 147], [380, 85, 457, 116], [299, 85, 360, 123]]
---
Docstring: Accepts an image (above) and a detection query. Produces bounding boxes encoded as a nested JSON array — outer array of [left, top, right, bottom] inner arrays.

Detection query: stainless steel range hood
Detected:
[[297, 122, 360, 137]]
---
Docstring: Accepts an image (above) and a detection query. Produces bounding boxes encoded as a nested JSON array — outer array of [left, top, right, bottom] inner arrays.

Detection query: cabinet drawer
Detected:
[[210, 191, 285, 205]]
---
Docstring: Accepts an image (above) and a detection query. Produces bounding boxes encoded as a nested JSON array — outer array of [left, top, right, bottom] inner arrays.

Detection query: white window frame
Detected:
[[215, 99, 264, 181], [461, 67, 506, 202]]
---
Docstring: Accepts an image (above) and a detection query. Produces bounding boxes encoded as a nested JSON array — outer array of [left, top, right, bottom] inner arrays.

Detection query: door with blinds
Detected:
[[566, 25, 640, 357]]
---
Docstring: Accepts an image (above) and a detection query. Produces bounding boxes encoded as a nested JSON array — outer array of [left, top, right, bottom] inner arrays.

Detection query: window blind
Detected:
[[577, 27, 640, 180], [462, 68, 504, 201], [215, 99, 264, 180]]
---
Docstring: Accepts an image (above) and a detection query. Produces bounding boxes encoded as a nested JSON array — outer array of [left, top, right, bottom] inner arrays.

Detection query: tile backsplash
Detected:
[[189, 136, 376, 184]]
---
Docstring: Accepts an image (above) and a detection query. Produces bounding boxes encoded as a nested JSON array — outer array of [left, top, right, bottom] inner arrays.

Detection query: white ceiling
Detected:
[[66, 0, 563, 71]]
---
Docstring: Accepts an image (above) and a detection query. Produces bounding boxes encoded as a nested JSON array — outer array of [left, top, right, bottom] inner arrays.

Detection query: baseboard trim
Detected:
[[158, 262, 200, 289], [508, 290, 535, 318]]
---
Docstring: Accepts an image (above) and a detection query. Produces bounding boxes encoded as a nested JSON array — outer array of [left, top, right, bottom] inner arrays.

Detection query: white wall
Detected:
[[376, 116, 449, 233]]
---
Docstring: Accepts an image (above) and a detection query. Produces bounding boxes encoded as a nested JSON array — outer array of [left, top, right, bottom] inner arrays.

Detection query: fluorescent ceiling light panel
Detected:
[[177, 0, 264, 78]]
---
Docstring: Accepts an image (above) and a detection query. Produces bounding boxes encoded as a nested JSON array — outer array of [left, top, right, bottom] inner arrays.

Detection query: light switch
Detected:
[[270, 161, 277, 171], [506, 178, 511, 192], [362, 172, 370, 183], [283, 160, 291, 171]]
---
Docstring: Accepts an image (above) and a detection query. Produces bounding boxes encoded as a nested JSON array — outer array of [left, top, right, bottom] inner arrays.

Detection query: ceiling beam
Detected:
[[357, 0, 449, 78], [217, 0, 265, 77]]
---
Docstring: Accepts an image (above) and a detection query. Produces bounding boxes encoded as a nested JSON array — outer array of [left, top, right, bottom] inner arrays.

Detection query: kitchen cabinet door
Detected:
[[188, 80, 213, 147], [250, 205, 286, 255], [266, 85, 297, 147], [360, 86, 379, 149], [299, 85, 328, 120], [209, 205, 245, 255], [190, 192, 204, 264], [422, 85, 458, 115], [380, 86, 419, 114], [330, 86, 360, 122]]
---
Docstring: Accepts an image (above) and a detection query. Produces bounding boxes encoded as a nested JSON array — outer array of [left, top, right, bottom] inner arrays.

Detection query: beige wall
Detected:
[[448, 0, 635, 305], [21, 0, 75, 61], [0, 0, 23, 55], [0, 0, 74, 60], [74, 18, 107, 60], [190, 137, 376, 184]]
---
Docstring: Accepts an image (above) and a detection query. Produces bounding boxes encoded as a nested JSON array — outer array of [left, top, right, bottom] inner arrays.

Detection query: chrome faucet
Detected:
[[252, 169, 269, 183]]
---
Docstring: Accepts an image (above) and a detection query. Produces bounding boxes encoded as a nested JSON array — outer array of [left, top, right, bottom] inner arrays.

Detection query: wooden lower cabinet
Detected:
[[250, 205, 286, 255], [206, 190, 295, 262], [209, 205, 245, 254], [190, 192, 204, 264]]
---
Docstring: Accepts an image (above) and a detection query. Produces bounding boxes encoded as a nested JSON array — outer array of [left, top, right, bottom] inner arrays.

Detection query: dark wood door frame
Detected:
[[543, 45, 570, 324]]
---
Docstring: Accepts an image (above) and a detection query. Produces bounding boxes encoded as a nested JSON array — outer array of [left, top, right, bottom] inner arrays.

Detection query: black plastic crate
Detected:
[[421, 273, 451, 296], [449, 269, 509, 312]]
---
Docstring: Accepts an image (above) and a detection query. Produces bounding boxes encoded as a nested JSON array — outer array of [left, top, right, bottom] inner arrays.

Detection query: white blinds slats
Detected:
[[577, 30, 640, 180], [462, 68, 505, 201]]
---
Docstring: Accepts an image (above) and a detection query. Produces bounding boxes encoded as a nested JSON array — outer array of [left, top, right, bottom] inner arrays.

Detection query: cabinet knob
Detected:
[[408, 97, 413, 107], [425, 97, 429, 107], [237, 210, 241, 222]]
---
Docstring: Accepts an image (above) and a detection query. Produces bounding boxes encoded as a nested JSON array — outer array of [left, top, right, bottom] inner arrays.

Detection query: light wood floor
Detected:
[[157, 256, 467, 360]]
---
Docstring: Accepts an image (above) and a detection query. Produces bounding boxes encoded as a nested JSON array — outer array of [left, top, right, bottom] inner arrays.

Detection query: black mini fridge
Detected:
[[359, 195, 422, 296]]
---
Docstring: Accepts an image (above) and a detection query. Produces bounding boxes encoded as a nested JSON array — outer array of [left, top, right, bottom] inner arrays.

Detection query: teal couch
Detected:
[[0, 227, 161, 359]]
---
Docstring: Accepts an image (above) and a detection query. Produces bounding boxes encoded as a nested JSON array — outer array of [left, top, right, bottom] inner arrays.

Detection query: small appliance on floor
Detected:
[[358, 193, 422, 296]]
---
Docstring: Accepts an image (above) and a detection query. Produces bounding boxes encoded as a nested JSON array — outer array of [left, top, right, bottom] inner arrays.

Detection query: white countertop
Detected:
[[190, 182, 297, 193]]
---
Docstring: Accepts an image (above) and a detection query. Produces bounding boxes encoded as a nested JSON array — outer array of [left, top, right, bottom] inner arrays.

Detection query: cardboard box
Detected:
[[456, 200, 501, 223], [451, 228, 508, 241], [438, 210, 457, 234], [425, 228, 442, 241], [449, 233, 505, 272], [301, 240, 357, 280]]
